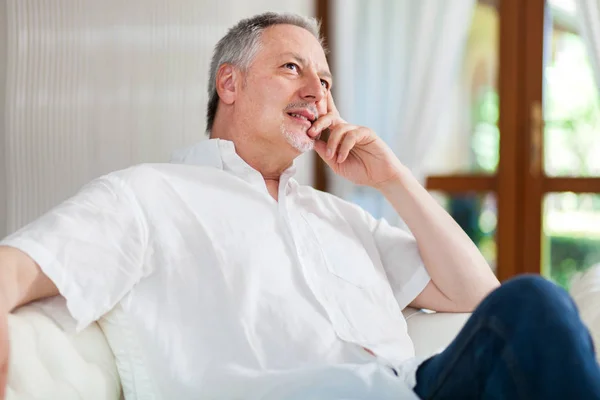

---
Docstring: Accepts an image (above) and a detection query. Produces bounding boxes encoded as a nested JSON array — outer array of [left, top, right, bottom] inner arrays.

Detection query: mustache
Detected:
[[284, 102, 319, 120]]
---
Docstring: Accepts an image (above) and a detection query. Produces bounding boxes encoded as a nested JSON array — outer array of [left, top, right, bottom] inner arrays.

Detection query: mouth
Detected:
[[286, 111, 316, 129]]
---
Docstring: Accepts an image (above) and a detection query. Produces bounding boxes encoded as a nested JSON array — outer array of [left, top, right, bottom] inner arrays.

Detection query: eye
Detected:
[[284, 63, 299, 72], [320, 79, 330, 89]]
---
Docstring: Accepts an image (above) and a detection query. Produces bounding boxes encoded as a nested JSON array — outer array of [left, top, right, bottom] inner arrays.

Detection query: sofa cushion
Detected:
[[569, 264, 600, 364], [403, 308, 470, 359], [6, 303, 121, 400]]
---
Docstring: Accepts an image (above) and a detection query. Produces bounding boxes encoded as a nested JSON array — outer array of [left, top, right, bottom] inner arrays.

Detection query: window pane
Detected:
[[430, 191, 498, 273], [543, 193, 600, 289], [544, 1, 600, 177], [426, 1, 499, 175]]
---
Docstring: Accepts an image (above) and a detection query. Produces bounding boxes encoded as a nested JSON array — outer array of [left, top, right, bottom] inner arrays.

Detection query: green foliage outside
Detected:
[[547, 235, 600, 289]]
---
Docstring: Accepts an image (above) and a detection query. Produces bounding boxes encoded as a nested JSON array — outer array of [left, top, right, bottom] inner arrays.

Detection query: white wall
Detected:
[[0, 0, 316, 237], [0, 0, 7, 238]]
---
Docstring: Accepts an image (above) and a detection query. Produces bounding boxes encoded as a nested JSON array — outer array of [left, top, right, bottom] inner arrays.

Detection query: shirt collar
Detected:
[[170, 139, 298, 189]]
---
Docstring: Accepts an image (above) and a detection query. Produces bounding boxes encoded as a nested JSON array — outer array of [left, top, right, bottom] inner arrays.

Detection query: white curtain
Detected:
[[576, 0, 600, 88], [330, 0, 475, 225], [0, 0, 315, 238]]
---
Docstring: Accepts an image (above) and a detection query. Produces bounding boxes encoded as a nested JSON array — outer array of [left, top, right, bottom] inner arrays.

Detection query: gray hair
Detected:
[[206, 12, 325, 133]]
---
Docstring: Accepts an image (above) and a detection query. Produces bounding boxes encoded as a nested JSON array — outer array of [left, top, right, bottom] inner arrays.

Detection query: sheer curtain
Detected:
[[330, 0, 475, 225], [576, 0, 600, 88], [0, 0, 315, 237]]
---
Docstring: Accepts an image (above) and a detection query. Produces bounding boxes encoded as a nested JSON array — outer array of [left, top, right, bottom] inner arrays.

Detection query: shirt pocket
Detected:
[[303, 212, 375, 289]]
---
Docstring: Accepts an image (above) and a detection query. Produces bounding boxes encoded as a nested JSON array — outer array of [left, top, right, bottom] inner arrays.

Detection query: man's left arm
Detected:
[[310, 92, 499, 313], [376, 165, 500, 312]]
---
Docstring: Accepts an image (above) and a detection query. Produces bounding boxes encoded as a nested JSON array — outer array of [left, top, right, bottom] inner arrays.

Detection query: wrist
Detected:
[[374, 164, 415, 195]]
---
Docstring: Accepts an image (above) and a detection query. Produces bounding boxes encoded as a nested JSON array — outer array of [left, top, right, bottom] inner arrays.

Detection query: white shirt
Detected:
[[2, 139, 430, 399]]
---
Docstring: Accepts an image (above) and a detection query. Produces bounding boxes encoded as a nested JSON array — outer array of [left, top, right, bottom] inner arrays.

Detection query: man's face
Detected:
[[234, 24, 332, 155]]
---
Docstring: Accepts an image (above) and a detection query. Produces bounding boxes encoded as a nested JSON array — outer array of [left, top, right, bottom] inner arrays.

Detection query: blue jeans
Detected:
[[413, 275, 600, 399]]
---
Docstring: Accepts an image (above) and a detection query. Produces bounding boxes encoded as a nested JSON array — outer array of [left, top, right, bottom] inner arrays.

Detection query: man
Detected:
[[0, 12, 598, 399]]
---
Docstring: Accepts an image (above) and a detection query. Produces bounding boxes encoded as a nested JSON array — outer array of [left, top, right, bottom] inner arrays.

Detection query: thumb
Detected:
[[314, 140, 337, 169]]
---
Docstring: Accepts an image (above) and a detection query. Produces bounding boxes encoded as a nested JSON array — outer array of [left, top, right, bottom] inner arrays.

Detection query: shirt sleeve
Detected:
[[365, 211, 430, 310], [0, 170, 149, 331]]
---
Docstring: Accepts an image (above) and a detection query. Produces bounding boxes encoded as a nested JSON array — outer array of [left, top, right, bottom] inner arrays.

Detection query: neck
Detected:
[[211, 116, 297, 181]]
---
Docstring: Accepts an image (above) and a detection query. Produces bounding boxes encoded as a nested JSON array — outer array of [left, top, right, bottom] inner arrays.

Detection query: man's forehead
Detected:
[[260, 25, 330, 72]]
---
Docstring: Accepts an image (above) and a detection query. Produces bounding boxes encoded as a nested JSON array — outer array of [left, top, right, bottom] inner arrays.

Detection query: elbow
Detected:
[[459, 281, 501, 312]]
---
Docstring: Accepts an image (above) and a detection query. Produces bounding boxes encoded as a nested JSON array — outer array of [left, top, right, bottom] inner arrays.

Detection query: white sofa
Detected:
[[4, 303, 470, 400], [8, 265, 600, 400]]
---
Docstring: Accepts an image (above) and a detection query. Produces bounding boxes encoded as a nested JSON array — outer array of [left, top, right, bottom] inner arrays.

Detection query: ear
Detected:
[[215, 64, 239, 105]]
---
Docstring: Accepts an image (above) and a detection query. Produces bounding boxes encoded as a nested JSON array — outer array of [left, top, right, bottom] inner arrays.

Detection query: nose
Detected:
[[299, 70, 326, 105]]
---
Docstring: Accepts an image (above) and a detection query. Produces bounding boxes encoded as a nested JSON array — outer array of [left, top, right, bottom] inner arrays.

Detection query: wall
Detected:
[[1, 0, 315, 236], [0, 0, 7, 238]]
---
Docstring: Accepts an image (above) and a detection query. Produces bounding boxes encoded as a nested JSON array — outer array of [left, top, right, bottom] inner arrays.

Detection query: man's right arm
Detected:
[[0, 245, 59, 399], [0, 169, 150, 399], [0, 246, 58, 312]]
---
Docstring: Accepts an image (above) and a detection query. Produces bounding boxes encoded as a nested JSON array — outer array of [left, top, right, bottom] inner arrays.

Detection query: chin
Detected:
[[282, 129, 315, 154], [281, 124, 315, 154]]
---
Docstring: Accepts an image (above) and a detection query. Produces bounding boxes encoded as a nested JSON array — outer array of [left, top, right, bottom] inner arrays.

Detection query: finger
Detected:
[[327, 91, 339, 115], [314, 140, 336, 168], [308, 113, 337, 137], [314, 140, 344, 171], [326, 123, 356, 160], [336, 130, 362, 163]]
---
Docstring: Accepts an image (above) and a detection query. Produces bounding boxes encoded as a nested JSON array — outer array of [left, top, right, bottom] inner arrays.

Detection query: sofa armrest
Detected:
[[6, 303, 121, 400], [570, 265, 600, 365], [403, 308, 470, 359]]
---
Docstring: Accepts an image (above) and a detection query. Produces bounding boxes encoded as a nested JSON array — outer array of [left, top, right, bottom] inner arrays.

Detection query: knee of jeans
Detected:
[[487, 275, 578, 321], [485, 275, 594, 356]]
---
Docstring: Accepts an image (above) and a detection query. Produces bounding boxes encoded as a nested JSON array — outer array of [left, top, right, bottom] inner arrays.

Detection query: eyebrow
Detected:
[[282, 52, 333, 81]]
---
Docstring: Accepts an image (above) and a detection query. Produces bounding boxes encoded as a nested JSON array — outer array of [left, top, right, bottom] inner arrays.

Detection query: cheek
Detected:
[[250, 77, 285, 104], [265, 81, 293, 105]]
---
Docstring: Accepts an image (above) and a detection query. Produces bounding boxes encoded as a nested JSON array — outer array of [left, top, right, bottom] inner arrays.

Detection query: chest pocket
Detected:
[[303, 212, 376, 289]]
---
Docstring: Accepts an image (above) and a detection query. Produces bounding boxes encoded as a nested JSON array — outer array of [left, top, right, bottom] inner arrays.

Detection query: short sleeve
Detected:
[[365, 212, 430, 310], [0, 171, 149, 331]]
